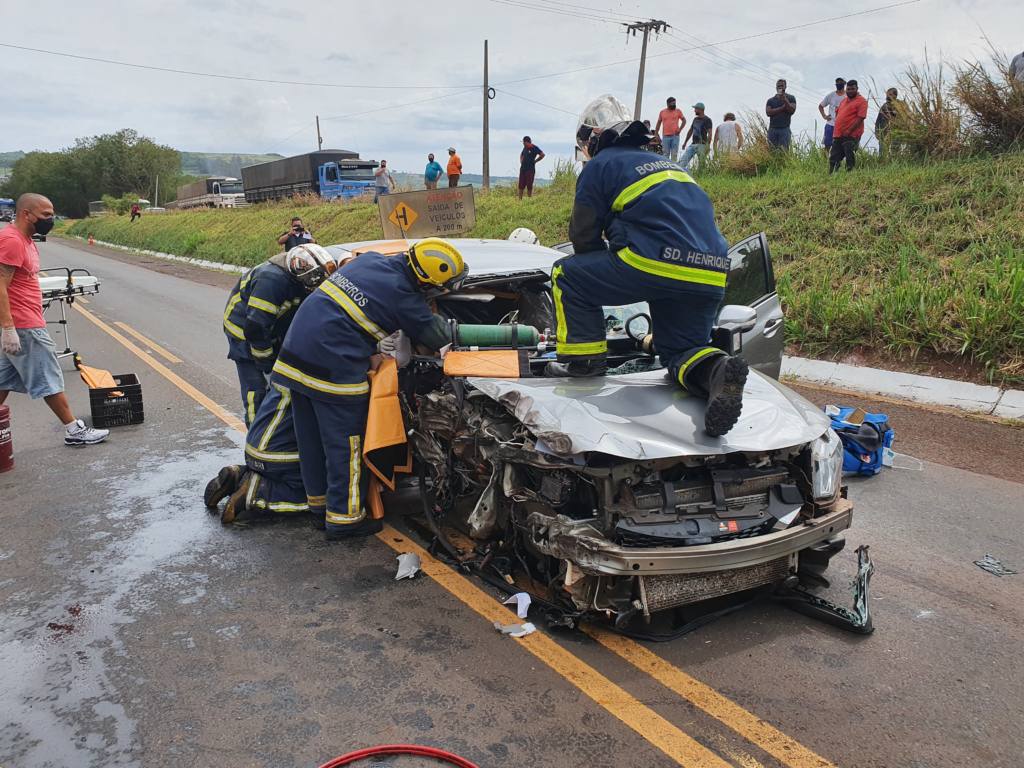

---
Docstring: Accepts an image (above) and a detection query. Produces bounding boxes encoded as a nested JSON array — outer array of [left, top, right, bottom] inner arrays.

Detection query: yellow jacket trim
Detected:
[[272, 360, 370, 396], [677, 347, 720, 387], [611, 170, 695, 212], [320, 281, 387, 341], [618, 247, 727, 287], [223, 293, 245, 339], [248, 296, 279, 315]]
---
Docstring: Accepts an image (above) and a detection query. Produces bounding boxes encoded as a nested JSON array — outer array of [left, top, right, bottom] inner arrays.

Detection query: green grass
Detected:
[[65, 153, 1024, 383]]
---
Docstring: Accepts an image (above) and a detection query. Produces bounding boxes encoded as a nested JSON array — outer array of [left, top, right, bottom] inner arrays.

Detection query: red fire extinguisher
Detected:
[[0, 404, 12, 473]]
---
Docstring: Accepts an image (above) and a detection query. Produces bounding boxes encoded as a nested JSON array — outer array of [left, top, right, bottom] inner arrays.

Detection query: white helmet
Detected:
[[508, 227, 539, 245], [576, 94, 633, 161], [286, 243, 337, 289]]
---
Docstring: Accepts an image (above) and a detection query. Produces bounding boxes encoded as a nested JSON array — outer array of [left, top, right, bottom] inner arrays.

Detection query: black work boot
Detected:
[[222, 472, 254, 524], [544, 358, 608, 378], [703, 356, 749, 438], [204, 465, 244, 509]]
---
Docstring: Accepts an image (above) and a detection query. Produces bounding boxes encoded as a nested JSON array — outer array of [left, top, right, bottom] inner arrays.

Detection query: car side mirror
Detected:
[[713, 305, 757, 354]]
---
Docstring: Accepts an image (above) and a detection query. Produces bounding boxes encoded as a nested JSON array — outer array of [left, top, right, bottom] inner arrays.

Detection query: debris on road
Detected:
[[973, 554, 1017, 577], [503, 591, 532, 619], [493, 621, 536, 637], [774, 544, 875, 634], [394, 553, 421, 580]]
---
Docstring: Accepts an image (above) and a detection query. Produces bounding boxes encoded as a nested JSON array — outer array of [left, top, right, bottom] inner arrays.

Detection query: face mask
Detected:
[[32, 215, 55, 236]]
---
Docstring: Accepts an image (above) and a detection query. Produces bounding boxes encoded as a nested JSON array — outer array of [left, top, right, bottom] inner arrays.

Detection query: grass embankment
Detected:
[[66, 153, 1024, 382]]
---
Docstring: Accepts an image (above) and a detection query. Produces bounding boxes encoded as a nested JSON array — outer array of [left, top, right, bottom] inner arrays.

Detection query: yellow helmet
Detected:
[[407, 238, 467, 292]]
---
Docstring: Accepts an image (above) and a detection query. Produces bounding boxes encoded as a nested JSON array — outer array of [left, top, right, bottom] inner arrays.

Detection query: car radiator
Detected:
[[639, 555, 794, 611]]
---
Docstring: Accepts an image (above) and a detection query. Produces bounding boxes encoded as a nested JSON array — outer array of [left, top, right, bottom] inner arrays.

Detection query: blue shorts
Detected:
[[0, 327, 65, 399], [824, 123, 835, 148]]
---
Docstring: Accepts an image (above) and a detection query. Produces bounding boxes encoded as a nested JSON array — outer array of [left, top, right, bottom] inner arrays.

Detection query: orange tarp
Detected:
[[362, 357, 411, 491]]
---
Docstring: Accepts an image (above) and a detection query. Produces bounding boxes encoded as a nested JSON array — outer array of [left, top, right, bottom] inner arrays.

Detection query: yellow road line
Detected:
[[585, 627, 836, 768], [113, 321, 184, 363], [74, 305, 245, 433], [75, 303, 831, 768], [78, 297, 89, 304], [377, 525, 733, 768]]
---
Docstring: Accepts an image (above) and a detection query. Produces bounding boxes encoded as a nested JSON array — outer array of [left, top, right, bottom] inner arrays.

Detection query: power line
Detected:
[[486, 0, 622, 24], [494, 88, 579, 116], [493, 0, 921, 86], [0, 41, 475, 90]]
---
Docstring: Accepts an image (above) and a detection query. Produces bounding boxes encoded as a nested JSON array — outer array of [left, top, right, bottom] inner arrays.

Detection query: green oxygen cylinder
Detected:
[[454, 323, 540, 347]]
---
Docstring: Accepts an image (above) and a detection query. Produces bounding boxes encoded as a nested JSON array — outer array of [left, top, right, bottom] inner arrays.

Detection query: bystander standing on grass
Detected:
[[277, 216, 314, 251], [423, 154, 443, 189], [875, 87, 905, 158], [446, 147, 462, 188], [655, 97, 686, 161], [517, 136, 545, 200], [680, 103, 712, 171], [1011, 48, 1024, 82], [373, 160, 396, 203], [818, 78, 847, 150], [766, 79, 797, 150], [713, 113, 743, 156], [830, 80, 869, 173]]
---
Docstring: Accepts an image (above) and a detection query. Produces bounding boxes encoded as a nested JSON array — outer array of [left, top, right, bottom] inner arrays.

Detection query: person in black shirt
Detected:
[[276, 216, 316, 251], [679, 102, 713, 171], [765, 79, 797, 149], [518, 136, 546, 200]]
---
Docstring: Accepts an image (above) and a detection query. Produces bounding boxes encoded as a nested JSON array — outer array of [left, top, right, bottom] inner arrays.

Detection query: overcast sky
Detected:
[[2, 0, 1022, 177]]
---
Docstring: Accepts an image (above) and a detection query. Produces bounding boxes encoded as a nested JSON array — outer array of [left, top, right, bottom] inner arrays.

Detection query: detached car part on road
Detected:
[[333, 237, 873, 635]]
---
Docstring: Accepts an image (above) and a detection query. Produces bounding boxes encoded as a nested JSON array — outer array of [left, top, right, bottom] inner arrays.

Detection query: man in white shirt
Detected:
[[374, 160, 396, 203], [818, 78, 846, 150], [1011, 50, 1024, 83]]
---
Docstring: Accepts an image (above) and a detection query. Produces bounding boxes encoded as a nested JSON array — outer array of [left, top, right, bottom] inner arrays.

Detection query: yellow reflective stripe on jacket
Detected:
[[223, 293, 245, 339], [245, 444, 301, 463], [320, 281, 387, 341], [277, 298, 301, 316], [677, 347, 720, 387], [611, 170, 695, 212], [272, 360, 370, 396], [246, 391, 256, 424], [617, 247, 727, 287], [248, 296, 279, 315], [257, 384, 291, 451]]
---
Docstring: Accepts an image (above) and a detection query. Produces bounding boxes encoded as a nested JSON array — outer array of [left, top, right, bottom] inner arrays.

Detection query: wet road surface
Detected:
[[1, 238, 1022, 768]]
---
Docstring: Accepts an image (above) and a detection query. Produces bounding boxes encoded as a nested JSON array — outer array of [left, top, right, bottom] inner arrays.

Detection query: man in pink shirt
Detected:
[[0, 193, 108, 445], [654, 96, 686, 161]]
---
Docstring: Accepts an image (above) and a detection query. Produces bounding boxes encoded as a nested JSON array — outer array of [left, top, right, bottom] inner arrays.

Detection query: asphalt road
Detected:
[[1, 238, 1022, 768]]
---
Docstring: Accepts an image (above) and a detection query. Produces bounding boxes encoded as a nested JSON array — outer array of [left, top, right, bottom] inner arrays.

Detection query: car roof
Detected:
[[326, 238, 560, 279]]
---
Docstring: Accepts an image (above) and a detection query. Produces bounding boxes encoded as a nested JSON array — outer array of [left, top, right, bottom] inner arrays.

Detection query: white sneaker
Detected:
[[65, 419, 109, 446]]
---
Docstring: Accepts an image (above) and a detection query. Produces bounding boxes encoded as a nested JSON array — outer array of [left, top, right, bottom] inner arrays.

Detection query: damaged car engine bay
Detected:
[[391, 265, 874, 639]]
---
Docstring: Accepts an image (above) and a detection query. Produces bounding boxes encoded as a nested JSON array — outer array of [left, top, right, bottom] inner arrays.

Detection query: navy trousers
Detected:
[[551, 248, 726, 390], [290, 391, 370, 533], [243, 383, 306, 514], [234, 358, 269, 426]]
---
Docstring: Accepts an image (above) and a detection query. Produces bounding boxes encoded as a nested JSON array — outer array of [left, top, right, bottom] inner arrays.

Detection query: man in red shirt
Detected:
[[0, 193, 108, 445], [829, 79, 869, 174], [654, 97, 686, 161]]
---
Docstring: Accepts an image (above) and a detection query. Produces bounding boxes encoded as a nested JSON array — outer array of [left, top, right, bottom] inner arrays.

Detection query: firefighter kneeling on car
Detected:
[[548, 115, 748, 437], [260, 238, 464, 539]]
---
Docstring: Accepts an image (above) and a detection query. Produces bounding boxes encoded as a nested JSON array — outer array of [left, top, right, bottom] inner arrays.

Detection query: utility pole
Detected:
[[154, 175, 160, 208], [482, 40, 490, 190], [624, 20, 668, 120], [315, 115, 323, 151]]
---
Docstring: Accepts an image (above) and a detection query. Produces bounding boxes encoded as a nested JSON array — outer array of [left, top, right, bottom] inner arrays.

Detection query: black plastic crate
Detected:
[[88, 373, 144, 428]]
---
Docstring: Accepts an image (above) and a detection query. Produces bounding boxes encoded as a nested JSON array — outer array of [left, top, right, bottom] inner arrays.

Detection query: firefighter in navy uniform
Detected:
[[547, 118, 749, 437], [223, 244, 336, 425], [270, 239, 466, 539]]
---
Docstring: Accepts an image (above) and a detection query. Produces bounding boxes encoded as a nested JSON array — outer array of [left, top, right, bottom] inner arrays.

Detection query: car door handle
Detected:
[[763, 317, 784, 337]]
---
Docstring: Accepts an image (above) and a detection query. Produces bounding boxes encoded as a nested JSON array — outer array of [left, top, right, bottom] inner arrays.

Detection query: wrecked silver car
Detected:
[[336, 237, 868, 635]]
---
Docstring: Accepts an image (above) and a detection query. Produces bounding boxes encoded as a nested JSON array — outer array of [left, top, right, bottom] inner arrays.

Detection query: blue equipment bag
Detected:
[[827, 407, 895, 476]]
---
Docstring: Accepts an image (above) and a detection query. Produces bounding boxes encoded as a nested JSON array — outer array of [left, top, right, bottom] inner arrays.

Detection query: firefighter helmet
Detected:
[[286, 243, 337, 289], [407, 238, 467, 292]]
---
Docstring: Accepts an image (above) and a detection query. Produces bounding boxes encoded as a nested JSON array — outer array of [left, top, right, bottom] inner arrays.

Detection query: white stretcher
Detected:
[[39, 267, 102, 359]]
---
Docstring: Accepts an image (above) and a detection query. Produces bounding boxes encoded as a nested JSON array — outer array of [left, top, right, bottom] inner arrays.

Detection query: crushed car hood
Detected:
[[469, 369, 830, 460]]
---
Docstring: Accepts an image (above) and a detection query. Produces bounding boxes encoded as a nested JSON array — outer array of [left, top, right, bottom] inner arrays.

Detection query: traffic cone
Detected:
[[87, 234, 95, 246]]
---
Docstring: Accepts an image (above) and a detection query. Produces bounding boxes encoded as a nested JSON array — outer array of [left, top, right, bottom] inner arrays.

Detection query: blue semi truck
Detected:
[[240, 150, 378, 204]]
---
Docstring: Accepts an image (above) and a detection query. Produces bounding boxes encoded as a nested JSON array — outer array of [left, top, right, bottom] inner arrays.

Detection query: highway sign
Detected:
[[378, 187, 476, 239]]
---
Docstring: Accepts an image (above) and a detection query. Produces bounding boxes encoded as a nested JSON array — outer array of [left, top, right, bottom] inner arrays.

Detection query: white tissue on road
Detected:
[[395, 553, 421, 580], [493, 622, 536, 637], [503, 592, 532, 618]]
